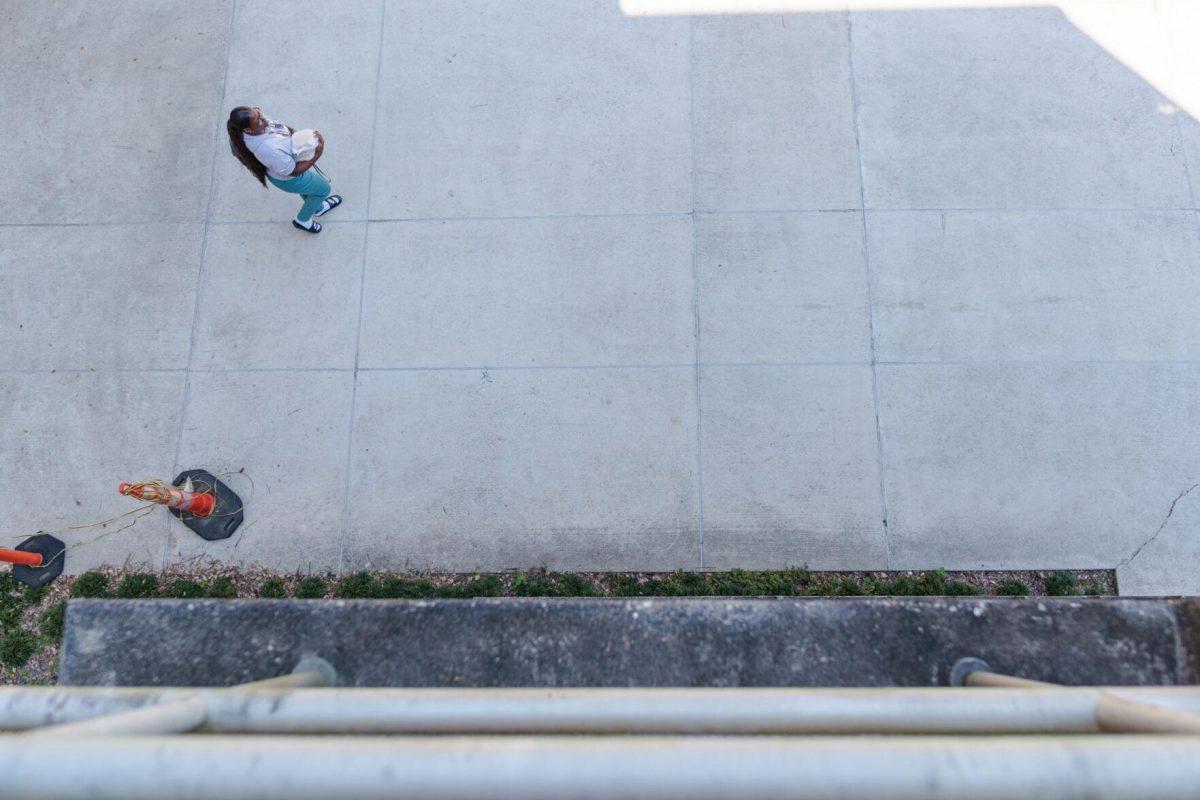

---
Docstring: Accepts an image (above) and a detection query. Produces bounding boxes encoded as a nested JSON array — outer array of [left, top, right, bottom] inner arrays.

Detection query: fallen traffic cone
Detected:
[[119, 480, 215, 517], [0, 534, 66, 588], [118, 470, 243, 541]]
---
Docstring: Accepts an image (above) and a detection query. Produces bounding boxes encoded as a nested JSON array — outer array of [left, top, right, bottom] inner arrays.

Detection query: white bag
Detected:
[[291, 129, 319, 160]]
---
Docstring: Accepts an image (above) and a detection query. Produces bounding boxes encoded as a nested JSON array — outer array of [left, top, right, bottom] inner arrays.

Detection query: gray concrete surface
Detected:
[[344, 368, 699, 571], [359, 217, 696, 367], [60, 597, 1199, 686], [2, 1, 1199, 594]]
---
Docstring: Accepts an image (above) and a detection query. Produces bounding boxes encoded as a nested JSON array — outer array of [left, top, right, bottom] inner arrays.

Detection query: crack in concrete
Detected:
[[1119, 483, 1200, 568]]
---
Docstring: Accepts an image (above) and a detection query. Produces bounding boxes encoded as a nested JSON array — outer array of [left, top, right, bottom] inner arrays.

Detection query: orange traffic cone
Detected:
[[119, 480, 215, 518], [0, 548, 43, 568], [0, 535, 66, 588], [119, 471, 243, 541]]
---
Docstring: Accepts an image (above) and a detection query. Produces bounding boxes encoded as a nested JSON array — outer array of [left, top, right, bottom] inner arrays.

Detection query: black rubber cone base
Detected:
[[171, 469, 244, 541], [13, 534, 66, 589]]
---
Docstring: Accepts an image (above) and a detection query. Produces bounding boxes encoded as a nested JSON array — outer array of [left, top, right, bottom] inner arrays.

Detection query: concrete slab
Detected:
[[344, 368, 699, 571], [359, 216, 695, 368], [851, 5, 1193, 209], [0, 372, 185, 573], [0, 224, 203, 370], [868, 210, 1200, 362], [701, 365, 886, 570], [191, 223, 365, 370], [370, 0, 691, 218], [696, 212, 870, 364], [1116, 483, 1200, 598], [692, 12, 860, 212], [1160, 0, 1200, 204], [171, 370, 354, 571], [878, 363, 1200, 572], [210, 0, 382, 222], [0, 1, 233, 223]]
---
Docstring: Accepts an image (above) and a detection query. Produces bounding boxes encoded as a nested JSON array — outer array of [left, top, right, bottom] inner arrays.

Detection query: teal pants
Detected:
[[268, 169, 331, 222]]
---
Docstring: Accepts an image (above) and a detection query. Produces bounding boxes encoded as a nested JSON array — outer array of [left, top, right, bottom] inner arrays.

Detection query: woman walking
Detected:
[[227, 105, 342, 234]]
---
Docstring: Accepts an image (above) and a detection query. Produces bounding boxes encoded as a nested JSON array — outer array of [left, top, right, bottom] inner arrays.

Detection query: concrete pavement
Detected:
[[2, 1, 1198, 594]]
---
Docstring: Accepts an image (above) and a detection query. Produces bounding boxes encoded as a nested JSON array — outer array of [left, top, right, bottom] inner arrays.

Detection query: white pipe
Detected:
[[237, 668, 328, 690], [960, 670, 1200, 733], [24, 668, 330, 737], [26, 696, 207, 737], [965, 671, 1055, 688], [1096, 692, 1200, 734], [1, 735, 1198, 800], [4, 688, 1200, 734]]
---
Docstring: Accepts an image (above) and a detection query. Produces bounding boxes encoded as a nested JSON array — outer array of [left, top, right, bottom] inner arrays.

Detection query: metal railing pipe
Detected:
[[27, 696, 208, 737], [28, 661, 333, 737], [1, 734, 1198, 800], [954, 660, 1200, 734], [963, 671, 1054, 688], [4, 687, 1200, 735], [1095, 691, 1200, 734]]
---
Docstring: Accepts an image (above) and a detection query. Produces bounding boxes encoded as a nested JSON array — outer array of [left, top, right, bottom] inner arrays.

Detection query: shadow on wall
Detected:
[[620, 1, 1195, 211]]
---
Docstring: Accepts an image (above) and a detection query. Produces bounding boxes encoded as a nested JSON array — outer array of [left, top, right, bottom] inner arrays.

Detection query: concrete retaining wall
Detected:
[[60, 597, 1198, 687]]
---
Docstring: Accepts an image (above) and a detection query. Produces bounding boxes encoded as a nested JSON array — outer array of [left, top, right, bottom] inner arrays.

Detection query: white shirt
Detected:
[[243, 119, 296, 180]]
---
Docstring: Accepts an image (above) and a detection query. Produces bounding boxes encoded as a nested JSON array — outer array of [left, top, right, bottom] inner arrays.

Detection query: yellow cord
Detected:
[[3, 471, 255, 571]]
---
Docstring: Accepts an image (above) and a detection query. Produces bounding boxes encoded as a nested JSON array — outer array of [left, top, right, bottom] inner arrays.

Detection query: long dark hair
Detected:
[[227, 106, 267, 187]]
